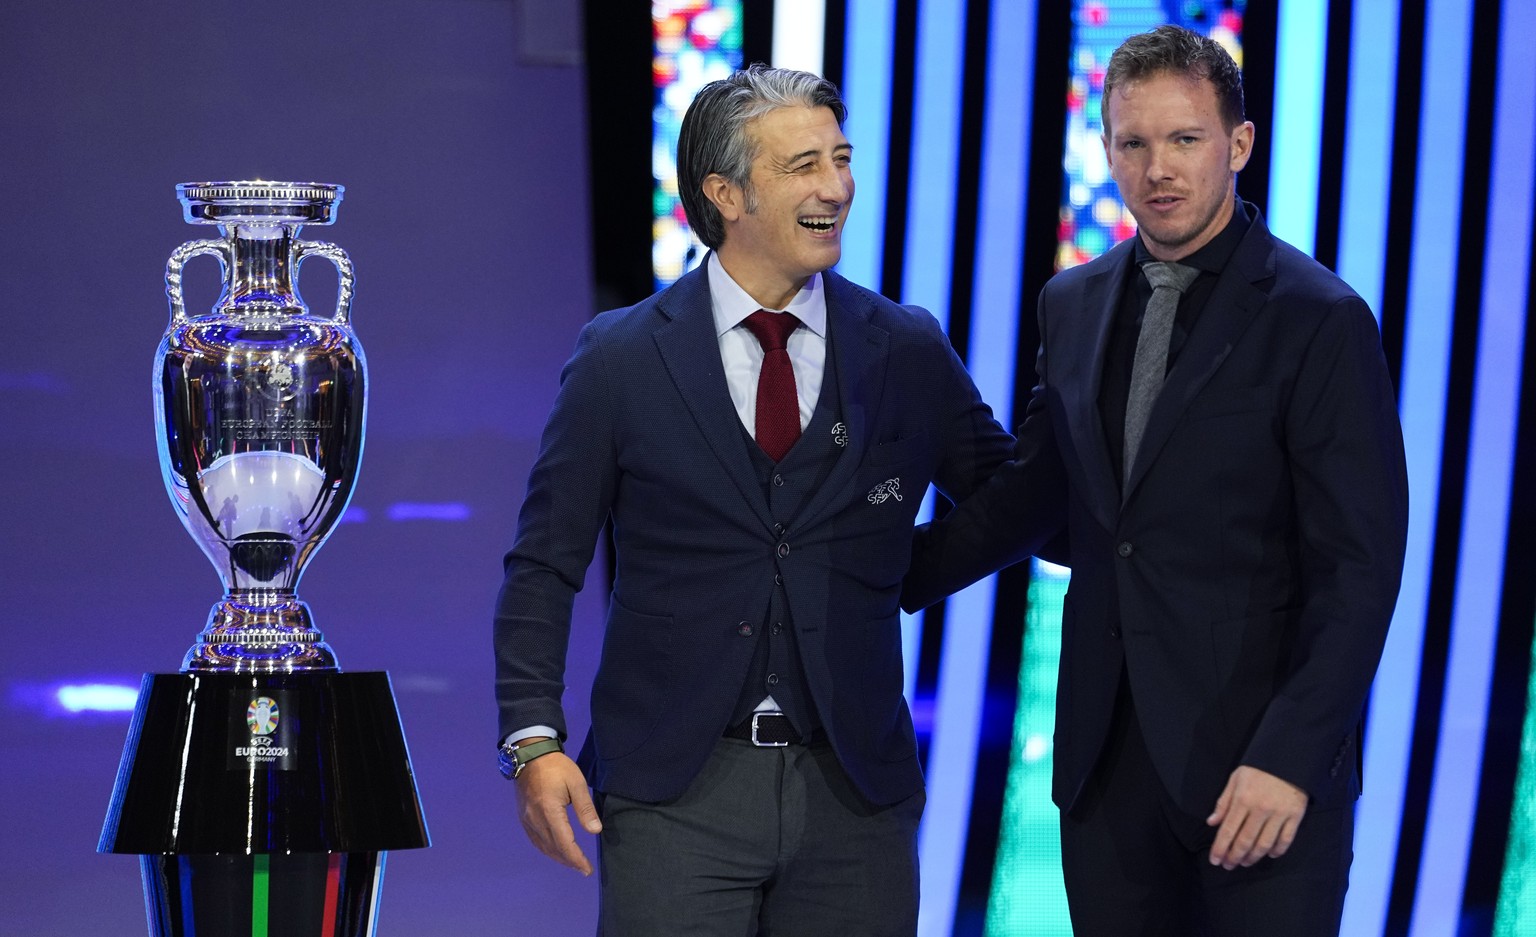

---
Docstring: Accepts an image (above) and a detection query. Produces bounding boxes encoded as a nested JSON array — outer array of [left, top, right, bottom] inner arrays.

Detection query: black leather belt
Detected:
[[724, 712, 799, 747]]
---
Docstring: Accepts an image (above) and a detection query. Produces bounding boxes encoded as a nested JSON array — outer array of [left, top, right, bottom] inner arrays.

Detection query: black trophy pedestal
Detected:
[[100, 671, 429, 937]]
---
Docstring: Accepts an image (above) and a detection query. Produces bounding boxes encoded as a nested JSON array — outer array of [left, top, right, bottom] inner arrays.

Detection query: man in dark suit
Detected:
[[493, 65, 1011, 935], [904, 26, 1408, 936]]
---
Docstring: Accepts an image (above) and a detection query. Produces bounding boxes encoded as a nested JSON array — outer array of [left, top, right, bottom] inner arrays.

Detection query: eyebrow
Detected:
[[781, 143, 855, 164]]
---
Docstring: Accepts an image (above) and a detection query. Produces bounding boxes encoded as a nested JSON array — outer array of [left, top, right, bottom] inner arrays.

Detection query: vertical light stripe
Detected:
[[1494, 629, 1536, 935], [321, 852, 343, 935], [365, 853, 388, 937], [967, 0, 1033, 422], [251, 853, 269, 937], [928, 0, 1041, 926], [771, 0, 826, 73], [1416, 0, 1536, 930], [1266, 0, 1327, 253], [1335, 0, 1399, 319], [985, 562, 1074, 936], [899, 0, 965, 328], [1336, 3, 1406, 934], [903, 2, 973, 933], [1387, 0, 1474, 928], [177, 856, 196, 937], [837, 0, 895, 292]]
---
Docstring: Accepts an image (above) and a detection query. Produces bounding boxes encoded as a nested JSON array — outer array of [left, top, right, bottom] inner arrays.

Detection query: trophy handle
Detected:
[[165, 239, 230, 324], [295, 240, 355, 323]]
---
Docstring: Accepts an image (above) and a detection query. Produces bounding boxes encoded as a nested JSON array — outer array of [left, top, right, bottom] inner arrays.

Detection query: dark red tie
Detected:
[[743, 309, 802, 462]]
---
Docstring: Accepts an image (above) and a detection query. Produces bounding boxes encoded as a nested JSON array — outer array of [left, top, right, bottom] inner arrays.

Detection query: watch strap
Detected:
[[499, 737, 564, 779]]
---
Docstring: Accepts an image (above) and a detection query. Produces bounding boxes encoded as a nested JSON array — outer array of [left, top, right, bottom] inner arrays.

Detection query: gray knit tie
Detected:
[[1124, 260, 1199, 477]]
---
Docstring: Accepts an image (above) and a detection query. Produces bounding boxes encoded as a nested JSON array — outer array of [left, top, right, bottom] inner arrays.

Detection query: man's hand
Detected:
[[1205, 765, 1308, 870], [514, 745, 603, 876]]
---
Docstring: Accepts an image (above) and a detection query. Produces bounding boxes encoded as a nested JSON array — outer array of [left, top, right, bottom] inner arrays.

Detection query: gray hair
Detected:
[[1103, 25, 1246, 133], [676, 64, 847, 250]]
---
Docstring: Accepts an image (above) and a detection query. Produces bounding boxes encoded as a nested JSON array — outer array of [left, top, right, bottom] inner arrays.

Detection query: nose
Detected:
[[817, 164, 853, 205], [1144, 144, 1174, 182]]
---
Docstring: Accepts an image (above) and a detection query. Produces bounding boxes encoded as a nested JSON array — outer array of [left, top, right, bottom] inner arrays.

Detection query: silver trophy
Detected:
[[156, 181, 364, 671]]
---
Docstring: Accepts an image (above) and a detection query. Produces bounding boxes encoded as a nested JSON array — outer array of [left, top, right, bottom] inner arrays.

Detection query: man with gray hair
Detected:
[[494, 64, 1011, 934]]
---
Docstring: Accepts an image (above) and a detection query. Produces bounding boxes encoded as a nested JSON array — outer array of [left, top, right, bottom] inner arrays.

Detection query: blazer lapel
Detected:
[[792, 271, 887, 531], [1121, 214, 1275, 504], [1061, 247, 1130, 533], [651, 266, 774, 528]]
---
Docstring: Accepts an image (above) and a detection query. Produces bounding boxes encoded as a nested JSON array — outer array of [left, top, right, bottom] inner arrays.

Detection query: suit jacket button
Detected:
[[738, 622, 753, 637], [774, 522, 785, 535], [777, 542, 790, 558], [774, 573, 783, 586], [773, 473, 785, 487], [1109, 627, 1121, 639], [1117, 542, 1133, 557]]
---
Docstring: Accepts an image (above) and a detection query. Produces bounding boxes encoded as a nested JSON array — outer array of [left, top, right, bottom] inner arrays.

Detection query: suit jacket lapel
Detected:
[[1121, 214, 1275, 504], [1063, 247, 1129, 533], [792, 271, 887, 531], [651, 265, 775, 528]]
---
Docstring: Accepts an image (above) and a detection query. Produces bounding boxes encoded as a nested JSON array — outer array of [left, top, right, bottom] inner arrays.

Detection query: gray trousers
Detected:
[[595, 736, 923, 937]]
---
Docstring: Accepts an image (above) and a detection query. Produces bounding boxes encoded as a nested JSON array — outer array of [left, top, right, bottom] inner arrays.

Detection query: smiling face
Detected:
[[705, 104, 854, 309], [1103, 70, 1254, 261]]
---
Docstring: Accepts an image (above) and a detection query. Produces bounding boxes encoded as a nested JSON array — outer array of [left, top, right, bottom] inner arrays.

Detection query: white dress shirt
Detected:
[[506, 256, 829, 746]]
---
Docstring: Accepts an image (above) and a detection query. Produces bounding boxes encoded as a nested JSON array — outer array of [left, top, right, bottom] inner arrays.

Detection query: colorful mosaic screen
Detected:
[[652, 0, 743, 287]]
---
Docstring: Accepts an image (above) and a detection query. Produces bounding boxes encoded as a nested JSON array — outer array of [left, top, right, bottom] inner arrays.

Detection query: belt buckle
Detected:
[[751, 711, 790, 747]]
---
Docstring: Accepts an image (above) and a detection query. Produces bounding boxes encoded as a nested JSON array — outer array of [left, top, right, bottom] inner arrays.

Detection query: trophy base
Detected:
[[184, 596, 339, 672], [142, 852, 386, 937], [100, 671, 429, 855]]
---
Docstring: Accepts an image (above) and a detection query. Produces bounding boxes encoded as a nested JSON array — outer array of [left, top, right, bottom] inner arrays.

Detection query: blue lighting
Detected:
[[837, 0, 895, 291], [1415, 0, 1535, 931], [1336, 0, 1406, 932], [385, 502, 471, 522], [56, 683, 139, 713], [1266, 0, 1327, 254]]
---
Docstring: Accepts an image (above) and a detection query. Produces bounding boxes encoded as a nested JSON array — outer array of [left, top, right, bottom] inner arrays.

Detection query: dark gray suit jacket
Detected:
[[906, 207, 1409, 817], [496, 262, 1012, 804]]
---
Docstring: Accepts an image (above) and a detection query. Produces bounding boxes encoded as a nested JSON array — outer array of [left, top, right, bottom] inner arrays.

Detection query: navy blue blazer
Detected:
[[906, 207, 1409, 817], [496, 263, 1012, 805]]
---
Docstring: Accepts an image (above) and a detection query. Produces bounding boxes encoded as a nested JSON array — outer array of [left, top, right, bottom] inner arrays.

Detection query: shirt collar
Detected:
[[707, 253, 829, 339], [1133, 198, 1250, 275]]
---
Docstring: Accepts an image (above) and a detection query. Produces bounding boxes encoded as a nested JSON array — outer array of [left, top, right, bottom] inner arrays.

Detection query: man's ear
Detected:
[[703, 173, 743, 223]]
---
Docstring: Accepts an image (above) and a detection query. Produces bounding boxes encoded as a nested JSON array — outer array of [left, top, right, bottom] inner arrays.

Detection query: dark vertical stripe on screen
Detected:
[[741, 0, 775, 66], [1011, 4, 1073, 424], [1312, 0, 1354, 271], [822, 0, 846, 89], [1239, 0, 1277, 216], [942, 0, 989, 364], [1381, 1, 1447, 926], [879, 0, 919, 301], [1378, 0, 1427, 388], [1470, 172, 1536, 922]]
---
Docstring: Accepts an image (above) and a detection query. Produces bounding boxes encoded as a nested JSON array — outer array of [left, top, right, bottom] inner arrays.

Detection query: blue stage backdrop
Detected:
[[0, 2, 605, 934]]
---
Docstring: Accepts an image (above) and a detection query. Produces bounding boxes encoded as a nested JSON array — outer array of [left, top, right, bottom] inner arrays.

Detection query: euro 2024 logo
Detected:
[[247, 696, 280, 736]]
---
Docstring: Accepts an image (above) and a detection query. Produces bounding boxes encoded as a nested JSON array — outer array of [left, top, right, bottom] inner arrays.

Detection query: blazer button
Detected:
[[1109, 626, 1121, 639], [772, 621, 783, 635], [767, 673, 780, 686], [777, 542, 790, 558], [773, 473, 785, 487], [738, 622, 753, 637], [1117, 542, 1133, 557], [774, 522, 785, 535], [774, 573, 783, 586]]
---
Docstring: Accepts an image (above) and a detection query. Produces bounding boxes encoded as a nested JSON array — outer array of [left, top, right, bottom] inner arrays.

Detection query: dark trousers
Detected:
[[595, 735, 923, 937], [1060, 686, 1354, 937]]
